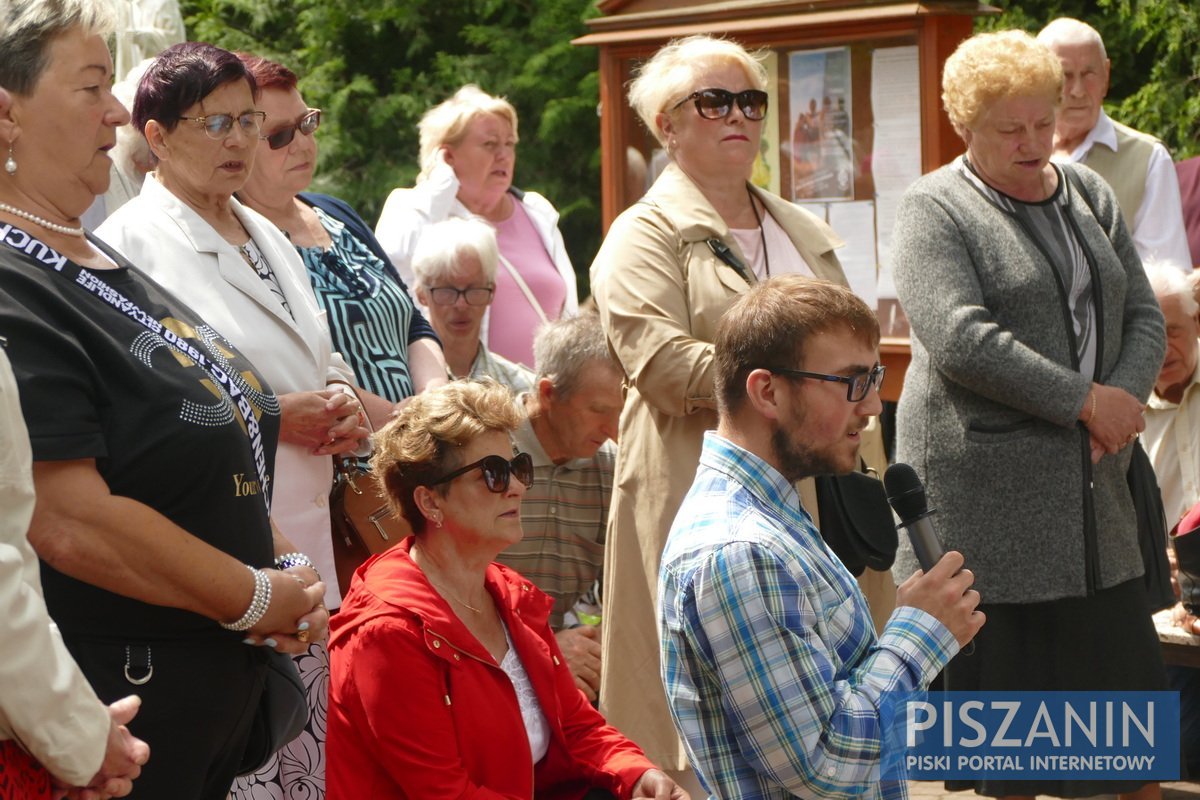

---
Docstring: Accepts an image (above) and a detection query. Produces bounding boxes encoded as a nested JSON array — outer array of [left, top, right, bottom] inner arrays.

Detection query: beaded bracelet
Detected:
[[274, 551, 321, 582], [220, 565, 272, 632]]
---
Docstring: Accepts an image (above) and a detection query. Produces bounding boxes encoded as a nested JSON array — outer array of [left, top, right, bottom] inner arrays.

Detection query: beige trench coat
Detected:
[[591, 163, 892, 768]]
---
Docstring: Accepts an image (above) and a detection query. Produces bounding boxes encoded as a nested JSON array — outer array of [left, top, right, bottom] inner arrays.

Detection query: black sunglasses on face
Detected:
[[672, 88, 769, 121], [766, 364, 886, 402], [263, 109, 322, 150], [427, 452, 533, 493]]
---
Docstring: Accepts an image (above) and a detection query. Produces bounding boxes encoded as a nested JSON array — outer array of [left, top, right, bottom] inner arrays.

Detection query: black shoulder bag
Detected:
[[1064, 168, 1176, 613]]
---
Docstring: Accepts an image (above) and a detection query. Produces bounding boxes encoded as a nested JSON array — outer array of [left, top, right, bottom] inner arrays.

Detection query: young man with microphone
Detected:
[[658, 275, 984, 800]]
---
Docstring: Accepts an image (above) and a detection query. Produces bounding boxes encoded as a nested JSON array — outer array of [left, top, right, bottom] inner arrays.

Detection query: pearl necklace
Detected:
[[0, 202, 86, 237]]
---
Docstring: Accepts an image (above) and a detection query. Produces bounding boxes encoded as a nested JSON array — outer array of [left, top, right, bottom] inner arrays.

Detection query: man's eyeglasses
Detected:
[[263, 109, 322, 150], [426, 453, 533, 494], [427, 286, 495, 306], [671, 88, 769, 121], [179, 111, 266, 140], [766, 364, 886, 402]]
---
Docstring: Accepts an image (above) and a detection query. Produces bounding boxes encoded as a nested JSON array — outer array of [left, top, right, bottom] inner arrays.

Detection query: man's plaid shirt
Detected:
[[659, 432, 957, 799]]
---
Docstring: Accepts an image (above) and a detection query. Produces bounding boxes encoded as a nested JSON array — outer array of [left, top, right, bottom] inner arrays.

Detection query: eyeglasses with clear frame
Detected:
[[766, 364, 886, 402], [178, 111, 267, 140], [671, 88, 769, 121], [427, 286, 495, 306], [263, 109, 322, 150], [426, 452, 533, 494]]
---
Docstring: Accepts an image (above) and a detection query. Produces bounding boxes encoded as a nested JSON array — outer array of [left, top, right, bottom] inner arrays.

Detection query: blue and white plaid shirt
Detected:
[[659, 432, 958, 799]]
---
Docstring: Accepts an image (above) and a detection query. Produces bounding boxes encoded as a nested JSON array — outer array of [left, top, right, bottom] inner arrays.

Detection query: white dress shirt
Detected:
[[1053, 111, 1192, 270], [1144, 356, 1200, 528]]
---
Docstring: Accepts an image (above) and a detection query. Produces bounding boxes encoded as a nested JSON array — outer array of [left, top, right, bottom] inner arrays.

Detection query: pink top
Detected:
[[490, 201, 567, 368]]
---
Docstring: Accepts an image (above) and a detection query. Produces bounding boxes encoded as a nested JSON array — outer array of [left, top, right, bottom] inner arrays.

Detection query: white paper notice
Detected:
[[871, 45, 921, 299], [829, 200, 878, 307]]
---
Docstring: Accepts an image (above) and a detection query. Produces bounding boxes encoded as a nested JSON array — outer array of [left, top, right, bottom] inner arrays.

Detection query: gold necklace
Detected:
[[412, 546, 486, 614]]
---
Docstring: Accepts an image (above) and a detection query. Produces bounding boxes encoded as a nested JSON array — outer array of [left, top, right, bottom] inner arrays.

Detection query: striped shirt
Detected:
[[497, 409, 614, 629], [659, 432, 957, 799]]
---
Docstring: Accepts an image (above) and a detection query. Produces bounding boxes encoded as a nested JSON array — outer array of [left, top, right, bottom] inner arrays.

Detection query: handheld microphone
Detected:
[[884, 463, 976, 654], [882, 463, 945, 572]]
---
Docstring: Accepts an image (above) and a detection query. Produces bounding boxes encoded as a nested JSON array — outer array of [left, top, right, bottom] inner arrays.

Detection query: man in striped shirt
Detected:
[[496, 314, 623, 703], [659, 276, 984, 799]]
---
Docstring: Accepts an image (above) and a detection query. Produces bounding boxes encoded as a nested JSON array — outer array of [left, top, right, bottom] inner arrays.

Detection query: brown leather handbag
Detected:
[[329, 457, 410, 599]]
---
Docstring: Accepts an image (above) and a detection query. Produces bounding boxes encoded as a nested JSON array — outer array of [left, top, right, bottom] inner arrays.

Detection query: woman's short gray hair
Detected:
[[410, 217, 500, 289], [417, 85, 519, 181], [0, 0, 116, 94], [628, 35, 768, 148], [533, 313, 619, 399], [1144, 259, 1200, 317]]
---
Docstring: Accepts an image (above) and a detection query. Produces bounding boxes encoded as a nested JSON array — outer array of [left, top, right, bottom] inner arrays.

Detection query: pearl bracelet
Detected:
[[220, 565, 272, 632], [275, 551, 319, 579]]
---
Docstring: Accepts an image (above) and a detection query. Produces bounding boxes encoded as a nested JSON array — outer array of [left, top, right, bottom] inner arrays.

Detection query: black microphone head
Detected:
[[883, 462, 929, 523]]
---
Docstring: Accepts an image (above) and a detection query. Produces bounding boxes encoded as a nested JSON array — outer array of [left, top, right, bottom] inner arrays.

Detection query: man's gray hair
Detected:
[[1036, 17, 1108, 60], [0, 0, 117, 94], [1145, 259, 1200, 316], [533, 313, 620, 398]]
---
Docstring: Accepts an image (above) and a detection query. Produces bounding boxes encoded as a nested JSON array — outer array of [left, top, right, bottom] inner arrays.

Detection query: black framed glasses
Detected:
[[426, 452, 533, 494], [766, 364, 886, 402], [671, 88, 769, 121], [179, 111, 266, 140], [263, 109, 322, 150], [427, 285, 495, 306]]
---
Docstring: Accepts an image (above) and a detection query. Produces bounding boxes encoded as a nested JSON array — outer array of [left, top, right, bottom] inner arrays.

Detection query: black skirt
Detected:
[[942, 577, 1168, 797]]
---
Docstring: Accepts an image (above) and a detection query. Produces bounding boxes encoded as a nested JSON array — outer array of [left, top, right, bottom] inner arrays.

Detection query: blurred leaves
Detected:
[[181, 0, 602, 288]]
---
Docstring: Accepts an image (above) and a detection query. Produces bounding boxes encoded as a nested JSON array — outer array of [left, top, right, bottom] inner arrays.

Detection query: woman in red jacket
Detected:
[[327, 379, 687, 799]]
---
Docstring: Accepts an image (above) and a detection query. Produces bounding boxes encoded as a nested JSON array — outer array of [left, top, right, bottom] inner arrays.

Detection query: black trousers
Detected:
[[65, 636, 267, 800]]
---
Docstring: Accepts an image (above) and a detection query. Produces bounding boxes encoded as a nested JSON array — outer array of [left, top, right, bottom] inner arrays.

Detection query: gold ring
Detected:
[[297, 629, 310, 644]]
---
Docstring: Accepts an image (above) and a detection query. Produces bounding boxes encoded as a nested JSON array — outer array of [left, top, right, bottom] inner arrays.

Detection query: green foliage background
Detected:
[[180, 0, 1200, 294], [981, 0, 1200, 159], [181, 0, 602, 295]]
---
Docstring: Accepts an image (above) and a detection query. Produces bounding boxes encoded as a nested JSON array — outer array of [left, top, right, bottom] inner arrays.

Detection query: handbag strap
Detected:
[[0, 225, 274, 513], [497, 251, 550, 325]]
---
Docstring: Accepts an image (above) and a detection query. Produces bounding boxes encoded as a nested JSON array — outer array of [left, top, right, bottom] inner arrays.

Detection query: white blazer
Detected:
[[98, 174, 354, 607]]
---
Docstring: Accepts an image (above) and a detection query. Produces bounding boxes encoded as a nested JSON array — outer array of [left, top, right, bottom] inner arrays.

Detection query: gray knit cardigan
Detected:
[[893, 161, 1166, 603]]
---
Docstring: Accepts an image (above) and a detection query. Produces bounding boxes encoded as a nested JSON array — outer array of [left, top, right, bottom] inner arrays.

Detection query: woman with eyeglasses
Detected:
[[97, 41, 368, 799], [235, 53, 447, 432], [588, 35, 890, 787], [374, 85, 577, 370], [410, 216, 534, 394], [327, 379, 686, 800]]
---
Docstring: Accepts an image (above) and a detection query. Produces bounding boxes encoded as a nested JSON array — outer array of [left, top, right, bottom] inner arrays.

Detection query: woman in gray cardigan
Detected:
[[893, 30, 1166, 799]]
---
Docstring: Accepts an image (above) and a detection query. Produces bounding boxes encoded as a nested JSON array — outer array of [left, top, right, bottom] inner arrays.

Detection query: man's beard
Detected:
[[770, 408, 855, 482]]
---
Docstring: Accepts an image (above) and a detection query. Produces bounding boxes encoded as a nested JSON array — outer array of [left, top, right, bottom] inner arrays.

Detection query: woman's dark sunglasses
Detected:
[[672, 88, 769, 121], [263, 109, 322, 150], [427, 452, 533, 493]]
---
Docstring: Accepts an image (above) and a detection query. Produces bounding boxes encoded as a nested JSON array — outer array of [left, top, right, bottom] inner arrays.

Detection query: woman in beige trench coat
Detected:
[[590, 35, 892, 776]]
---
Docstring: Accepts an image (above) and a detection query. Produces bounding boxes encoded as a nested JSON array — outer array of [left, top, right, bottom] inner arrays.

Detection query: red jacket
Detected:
[[327, 538, 657, 799]]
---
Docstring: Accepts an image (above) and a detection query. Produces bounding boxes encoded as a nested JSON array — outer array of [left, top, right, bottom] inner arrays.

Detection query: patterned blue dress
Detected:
[[230, 194, 437, 800]]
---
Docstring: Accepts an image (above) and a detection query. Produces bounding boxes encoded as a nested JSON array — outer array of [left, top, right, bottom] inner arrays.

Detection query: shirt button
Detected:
[[453, 653, 461, 661], [549, 506, 557, 515], [315, 494, 327, 508], [432, 639, 441, 648]]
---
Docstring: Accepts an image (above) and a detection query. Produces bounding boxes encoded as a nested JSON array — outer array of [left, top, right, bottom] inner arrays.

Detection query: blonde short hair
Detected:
[[417, 84, 519, 181], [370, 380, 521, 534], [628, 35, 768, 148], [410, 216, 499, 289], [941, 30, 1062, 136]]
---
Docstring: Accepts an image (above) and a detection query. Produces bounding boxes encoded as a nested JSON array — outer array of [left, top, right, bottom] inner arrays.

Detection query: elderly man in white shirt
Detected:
[[1038, 17, 1192, 270], [1142, 261, 1200, 530]]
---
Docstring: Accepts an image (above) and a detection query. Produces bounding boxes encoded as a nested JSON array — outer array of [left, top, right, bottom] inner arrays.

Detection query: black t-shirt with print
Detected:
[[0, 227, 281, 641]]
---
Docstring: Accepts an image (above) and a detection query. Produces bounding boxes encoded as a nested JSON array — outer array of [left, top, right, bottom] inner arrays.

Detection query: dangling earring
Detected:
[[4, 143, 15, 176]]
